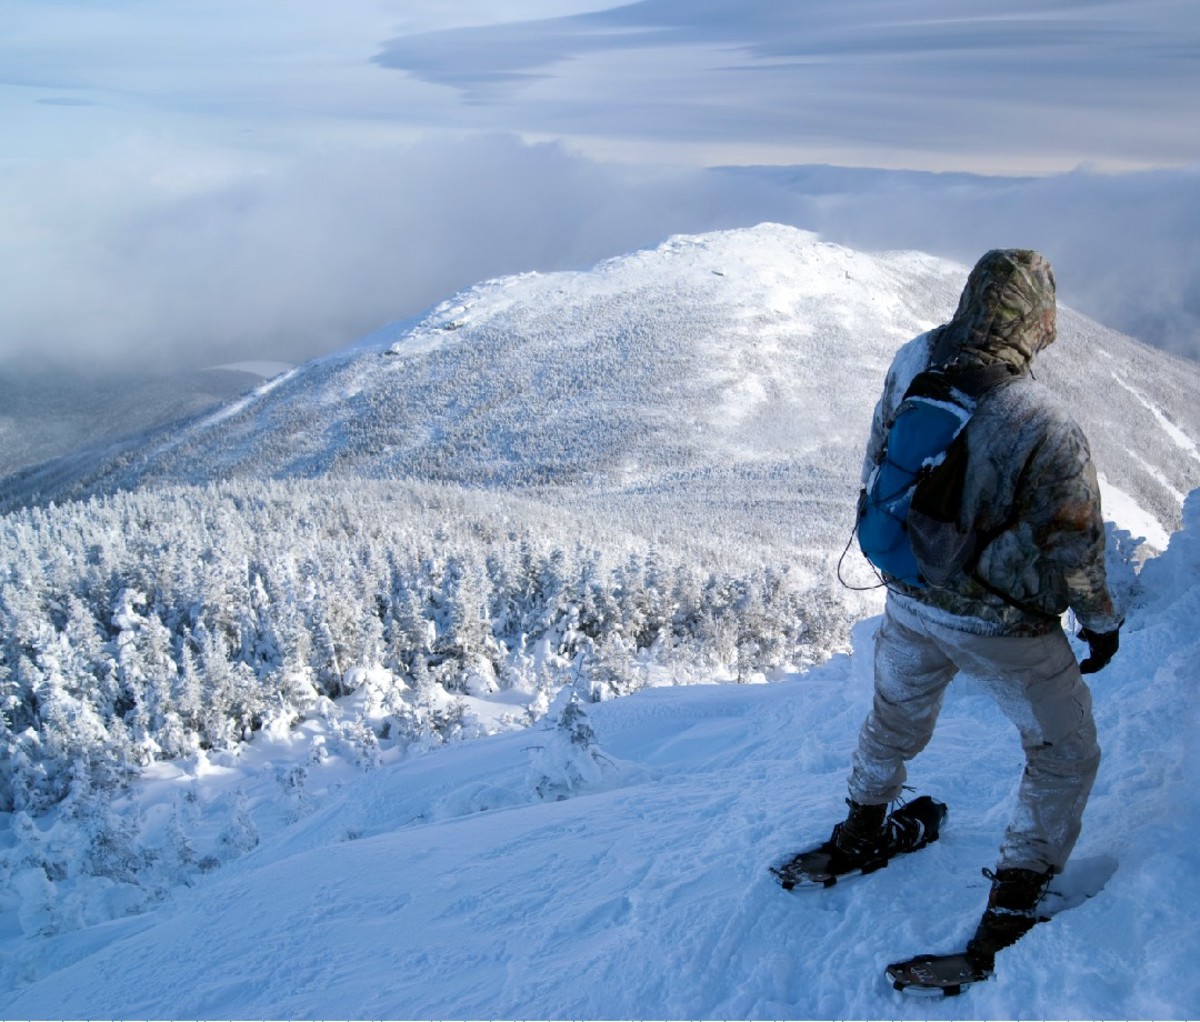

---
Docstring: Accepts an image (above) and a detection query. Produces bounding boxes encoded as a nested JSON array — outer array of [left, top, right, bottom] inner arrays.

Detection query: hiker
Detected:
[[834, 249, 1123, 970]]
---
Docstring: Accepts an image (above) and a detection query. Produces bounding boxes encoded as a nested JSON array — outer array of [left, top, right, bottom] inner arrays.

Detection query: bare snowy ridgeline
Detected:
[[3, 225, 1199, 822]]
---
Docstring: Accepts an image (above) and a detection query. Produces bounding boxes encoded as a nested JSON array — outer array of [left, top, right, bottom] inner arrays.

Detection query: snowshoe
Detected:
[[886, 855, 1116, 996], [771, 794, 947, 890], [887, 951, 990, 996]]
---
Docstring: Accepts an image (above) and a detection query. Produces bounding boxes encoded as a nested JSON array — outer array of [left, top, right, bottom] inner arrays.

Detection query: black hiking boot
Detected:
[[829, 799, 888, 867], [772, 795, 947, 889], [964, 866, 1053, 972], [826, 795, 946, 872]]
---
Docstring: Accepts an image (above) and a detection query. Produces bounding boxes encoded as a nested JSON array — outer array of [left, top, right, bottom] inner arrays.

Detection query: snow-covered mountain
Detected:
[[5, 225, 1199, 551], [3, 224, 1200, 1018]]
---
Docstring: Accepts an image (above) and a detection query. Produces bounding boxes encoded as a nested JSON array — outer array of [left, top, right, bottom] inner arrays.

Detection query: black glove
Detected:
[[1078, 626, 1120, 674]]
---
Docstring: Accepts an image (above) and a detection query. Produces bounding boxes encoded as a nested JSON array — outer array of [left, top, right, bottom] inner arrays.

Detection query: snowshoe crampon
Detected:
[[886, 952, 991, 996], [770, 795, 947, 890]]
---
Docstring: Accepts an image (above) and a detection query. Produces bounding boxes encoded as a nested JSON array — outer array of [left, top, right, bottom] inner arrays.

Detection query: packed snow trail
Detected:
[[5, 497, 1200, 1018]]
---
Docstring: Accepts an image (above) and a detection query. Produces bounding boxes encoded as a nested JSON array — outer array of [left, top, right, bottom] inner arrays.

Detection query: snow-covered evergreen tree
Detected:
[[528, 691, 613, 801], [0, 478, 822, 815]]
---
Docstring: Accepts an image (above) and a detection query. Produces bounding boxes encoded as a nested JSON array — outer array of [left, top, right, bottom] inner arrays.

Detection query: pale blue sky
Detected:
[[2, 0, 1198, 367]]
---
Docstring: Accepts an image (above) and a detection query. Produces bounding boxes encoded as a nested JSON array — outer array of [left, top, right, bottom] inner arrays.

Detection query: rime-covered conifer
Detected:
[[0, 478, 825, 814]]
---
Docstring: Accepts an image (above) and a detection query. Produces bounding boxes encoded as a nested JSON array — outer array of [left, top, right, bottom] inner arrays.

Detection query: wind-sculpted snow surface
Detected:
[[4, 492, 1199, 1019]]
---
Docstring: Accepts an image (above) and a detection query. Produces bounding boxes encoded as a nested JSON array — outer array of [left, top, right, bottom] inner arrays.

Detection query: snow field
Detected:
[[4, 491, 1198, 1018]]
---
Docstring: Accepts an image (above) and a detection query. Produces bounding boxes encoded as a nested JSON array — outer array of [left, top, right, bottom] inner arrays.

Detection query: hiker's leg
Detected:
[[949, 627, 1100, 873], [848, 599, 958, 805]]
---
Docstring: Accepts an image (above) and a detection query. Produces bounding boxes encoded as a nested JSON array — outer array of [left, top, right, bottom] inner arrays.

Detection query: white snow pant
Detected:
[[848, 596, 1100, 874]]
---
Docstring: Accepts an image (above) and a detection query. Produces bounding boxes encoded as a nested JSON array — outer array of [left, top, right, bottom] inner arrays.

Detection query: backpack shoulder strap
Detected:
[[938, 361, 1021, 399], [898, 361, 1017, 412]]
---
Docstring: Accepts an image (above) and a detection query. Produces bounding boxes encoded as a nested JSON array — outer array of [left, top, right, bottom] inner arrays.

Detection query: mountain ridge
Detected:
[[3, 226, 1200, 1018], [4, 224, 1199, 556]]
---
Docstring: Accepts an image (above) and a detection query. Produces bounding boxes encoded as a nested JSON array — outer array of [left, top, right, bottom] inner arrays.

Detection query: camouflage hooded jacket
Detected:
[[862, 249, 1121, 637]]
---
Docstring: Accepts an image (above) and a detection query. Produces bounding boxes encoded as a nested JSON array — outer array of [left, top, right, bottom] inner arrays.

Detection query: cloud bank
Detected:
[[0, 135, 760, 370], [2, 2, 1197, 374], [1, 135, 1196, 373], [739, 163, 1200, 362]]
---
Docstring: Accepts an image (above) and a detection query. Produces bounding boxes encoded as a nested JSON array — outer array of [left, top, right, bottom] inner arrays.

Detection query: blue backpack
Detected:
[[857, 363, 1016, 587]]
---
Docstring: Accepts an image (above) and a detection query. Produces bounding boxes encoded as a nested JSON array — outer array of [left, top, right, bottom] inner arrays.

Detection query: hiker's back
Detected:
[[857, 362, 1015, 587], [903, 374, 1100, 634]]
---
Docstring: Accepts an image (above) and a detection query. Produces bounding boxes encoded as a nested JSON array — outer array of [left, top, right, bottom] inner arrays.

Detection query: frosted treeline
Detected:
[[0, 479, 844, 816]]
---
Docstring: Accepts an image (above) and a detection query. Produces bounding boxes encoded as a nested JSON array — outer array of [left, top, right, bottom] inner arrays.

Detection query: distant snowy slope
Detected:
[[7, 489, 1199, 1020], [5, 224, 1197, 553], [0, 364, 260, 480]]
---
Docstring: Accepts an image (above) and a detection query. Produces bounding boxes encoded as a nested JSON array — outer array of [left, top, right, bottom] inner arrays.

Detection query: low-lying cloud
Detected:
[[0, 134, 797, 371], [1, 135, 1196, 373]]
